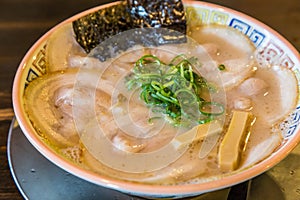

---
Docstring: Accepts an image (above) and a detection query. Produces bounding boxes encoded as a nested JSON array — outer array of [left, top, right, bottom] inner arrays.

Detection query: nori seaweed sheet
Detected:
[[127, 0, 186, 33], [89, 28, 186, 62], [72, 0, 186, 58], [73, 1, 133, 53]]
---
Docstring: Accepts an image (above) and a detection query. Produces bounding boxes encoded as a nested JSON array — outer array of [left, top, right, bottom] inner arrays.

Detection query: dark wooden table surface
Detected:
[[0, 0, 299, 199]]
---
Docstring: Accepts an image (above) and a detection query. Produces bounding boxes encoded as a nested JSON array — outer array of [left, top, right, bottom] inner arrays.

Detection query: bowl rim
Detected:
[[12, 0, 300, 196]]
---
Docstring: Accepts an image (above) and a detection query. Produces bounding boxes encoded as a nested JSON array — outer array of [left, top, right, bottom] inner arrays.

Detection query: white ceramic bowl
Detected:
[[12, 0, 300, 198]]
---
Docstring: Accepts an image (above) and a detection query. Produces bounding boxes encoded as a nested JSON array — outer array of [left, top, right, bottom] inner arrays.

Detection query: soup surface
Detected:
[[24, 22, 298, 185]]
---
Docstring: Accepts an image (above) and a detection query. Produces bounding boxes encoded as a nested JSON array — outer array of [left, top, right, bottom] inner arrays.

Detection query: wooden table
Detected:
[[0, 0, 299, 199]]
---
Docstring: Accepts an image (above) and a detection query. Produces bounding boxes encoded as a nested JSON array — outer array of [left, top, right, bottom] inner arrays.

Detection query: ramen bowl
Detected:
[[12, 0, 300, 198]]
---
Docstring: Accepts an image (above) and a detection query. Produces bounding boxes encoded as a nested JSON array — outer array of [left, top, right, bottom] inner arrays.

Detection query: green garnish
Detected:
[[218, 64, 226, 71], [126, 54, 224, 126]]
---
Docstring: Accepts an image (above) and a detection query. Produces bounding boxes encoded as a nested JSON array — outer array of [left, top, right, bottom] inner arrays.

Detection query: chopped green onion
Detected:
[[218, 64, 226, 71], [125, 54, 224, 126]]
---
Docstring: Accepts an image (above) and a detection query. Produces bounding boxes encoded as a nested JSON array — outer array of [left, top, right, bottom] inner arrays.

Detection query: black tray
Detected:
[[7, 118, 300, 200]]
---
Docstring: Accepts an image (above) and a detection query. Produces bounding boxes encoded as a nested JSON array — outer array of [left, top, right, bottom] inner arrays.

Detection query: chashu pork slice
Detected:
[[189, 25, 257, 90]]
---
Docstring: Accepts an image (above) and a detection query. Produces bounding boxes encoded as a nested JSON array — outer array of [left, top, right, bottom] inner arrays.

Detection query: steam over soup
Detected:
[[24, 22, 298, 185]]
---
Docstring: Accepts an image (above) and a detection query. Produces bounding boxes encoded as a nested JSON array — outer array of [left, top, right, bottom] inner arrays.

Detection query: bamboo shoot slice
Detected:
[[218, 110, 252, 171], [172, 120, 223, 150]]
